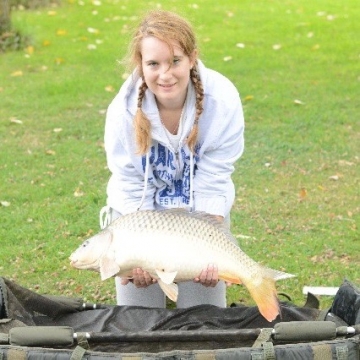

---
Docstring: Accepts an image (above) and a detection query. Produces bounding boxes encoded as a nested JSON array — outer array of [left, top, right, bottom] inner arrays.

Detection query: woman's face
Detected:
[[141, 36, 196, 109]]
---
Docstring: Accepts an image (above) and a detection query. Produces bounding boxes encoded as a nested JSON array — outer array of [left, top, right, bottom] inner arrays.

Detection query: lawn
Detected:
[[0, 0, 359, 308]]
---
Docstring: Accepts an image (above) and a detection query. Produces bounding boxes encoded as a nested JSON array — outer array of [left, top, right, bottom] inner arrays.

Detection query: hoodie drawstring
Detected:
[[189, 151, 194, 211], [137, 150, 150, 211]]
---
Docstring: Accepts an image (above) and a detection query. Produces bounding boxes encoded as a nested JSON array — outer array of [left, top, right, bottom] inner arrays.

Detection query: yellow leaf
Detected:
[[74, 188, 84, 197], [55, 58, 65, 65], [56, 29, 67, 36], [43, 40, 51, 46], [47, 10, 56, 15], [25, 46, 34, 55], [10, 70, 23, 77], [244, 95, 254, 101], [46, 149, 56, 155], [105, 85, 115, 92]]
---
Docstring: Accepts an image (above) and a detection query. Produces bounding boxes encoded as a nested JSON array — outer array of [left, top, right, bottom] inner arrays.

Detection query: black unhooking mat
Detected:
[[0, 277, 359, 359]]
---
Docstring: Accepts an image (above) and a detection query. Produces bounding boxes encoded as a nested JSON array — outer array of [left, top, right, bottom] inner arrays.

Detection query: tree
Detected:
[[0, 0, 11, 34]]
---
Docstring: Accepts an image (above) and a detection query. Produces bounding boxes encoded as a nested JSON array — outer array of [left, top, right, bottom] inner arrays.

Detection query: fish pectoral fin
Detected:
[[155, 269, 178, 285], [99, 256, 120, 280], [157, 279, 178, 302], [218, 271, 242, 285]]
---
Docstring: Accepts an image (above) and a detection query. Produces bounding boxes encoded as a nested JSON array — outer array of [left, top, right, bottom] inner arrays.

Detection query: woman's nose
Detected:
[[159, 64, 172, 77]]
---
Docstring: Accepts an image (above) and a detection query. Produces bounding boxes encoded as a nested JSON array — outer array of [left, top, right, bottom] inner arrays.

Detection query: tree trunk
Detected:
[[0, 0, 11, 34]]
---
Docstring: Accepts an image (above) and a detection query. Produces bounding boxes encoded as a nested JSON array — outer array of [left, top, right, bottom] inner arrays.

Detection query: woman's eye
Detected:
[[173, 58, 180, 64]]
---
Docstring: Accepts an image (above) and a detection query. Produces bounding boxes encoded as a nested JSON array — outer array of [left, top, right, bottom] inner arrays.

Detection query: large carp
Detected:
[[70, 209, 294, 321]]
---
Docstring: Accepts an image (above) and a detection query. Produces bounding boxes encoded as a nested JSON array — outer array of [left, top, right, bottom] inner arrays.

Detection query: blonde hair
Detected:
[[128, 10, 204, 154]]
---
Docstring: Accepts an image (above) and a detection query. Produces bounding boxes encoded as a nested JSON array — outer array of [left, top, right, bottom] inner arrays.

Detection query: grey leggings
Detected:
[[109, 208, 228, 308]]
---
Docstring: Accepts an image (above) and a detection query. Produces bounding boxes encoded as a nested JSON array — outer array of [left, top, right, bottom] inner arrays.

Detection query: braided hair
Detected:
[[129, 10, 204, 154]]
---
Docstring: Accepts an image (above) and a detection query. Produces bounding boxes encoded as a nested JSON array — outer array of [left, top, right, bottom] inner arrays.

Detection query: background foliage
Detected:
[[0, 0, 359, 308]]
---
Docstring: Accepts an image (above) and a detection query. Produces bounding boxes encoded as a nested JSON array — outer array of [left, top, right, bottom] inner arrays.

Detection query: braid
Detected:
[[187, 66, 204, 152], [134, 81, 152, 154]]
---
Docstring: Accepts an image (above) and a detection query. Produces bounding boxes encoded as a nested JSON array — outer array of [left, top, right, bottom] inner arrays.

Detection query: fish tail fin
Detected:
[[246, 276, 280, 323], [266, 267, 295, 281], [245, 268, 294, 322]]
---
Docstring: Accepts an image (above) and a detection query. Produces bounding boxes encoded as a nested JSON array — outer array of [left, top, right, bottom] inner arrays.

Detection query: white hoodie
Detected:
[[104, 60, 244, 218]]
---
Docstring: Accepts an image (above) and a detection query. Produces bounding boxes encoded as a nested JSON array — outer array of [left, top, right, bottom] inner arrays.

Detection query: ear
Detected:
[[99, 256, 120, 280]]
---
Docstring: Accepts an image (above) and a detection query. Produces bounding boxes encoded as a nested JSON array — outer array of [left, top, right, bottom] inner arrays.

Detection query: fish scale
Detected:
[[70, 209, 294, 322]]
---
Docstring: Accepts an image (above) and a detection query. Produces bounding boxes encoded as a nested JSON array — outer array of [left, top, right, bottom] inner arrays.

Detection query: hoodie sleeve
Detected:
[[104, 91, 156, 215], [193, 88, 244, 218]]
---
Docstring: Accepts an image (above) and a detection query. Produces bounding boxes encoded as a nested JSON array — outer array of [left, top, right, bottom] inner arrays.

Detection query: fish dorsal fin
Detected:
[[157, 279, 178, 302], [155, 269, 178, 285], [99, 256, 120, 280]]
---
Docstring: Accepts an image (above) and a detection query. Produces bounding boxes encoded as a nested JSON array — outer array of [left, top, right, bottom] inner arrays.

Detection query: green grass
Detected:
[[0, 0, 359, 308]]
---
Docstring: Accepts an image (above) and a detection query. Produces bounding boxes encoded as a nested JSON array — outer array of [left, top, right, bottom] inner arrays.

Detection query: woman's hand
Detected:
[[121, 268, 157, 288], [194, 264, 219, 287]]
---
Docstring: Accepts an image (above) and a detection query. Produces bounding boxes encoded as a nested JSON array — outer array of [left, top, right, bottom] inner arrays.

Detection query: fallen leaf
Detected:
[[74, 188, 84, 197], [338, 160, 354, 166], [55, 58, 65, 65], [53, 128, 62, 133], [244, 95, 254, 101], [0, 201, 10, 207], [56, 29, 67, 36], [87, 44, 97, 50], [47, 10, 56, 15], [299, 188, 307, 201], [223, 56, 232, 61], [294, 99, 304, 105], [236, 43, 245, 48], [46, 149, 56, 155], [10, 118, 23, 124], [329, 175, 339, 181], [10, 70, 23, 77], [272, 44, 281, 50], [25, 46, 34, 55], [105, 85, 114, 92], [87, 27, 99, 34], [43, 40, 51, 46]]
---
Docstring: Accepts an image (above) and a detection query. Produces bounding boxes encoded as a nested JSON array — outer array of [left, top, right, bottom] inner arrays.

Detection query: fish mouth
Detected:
[[69, 259, 77, 267]]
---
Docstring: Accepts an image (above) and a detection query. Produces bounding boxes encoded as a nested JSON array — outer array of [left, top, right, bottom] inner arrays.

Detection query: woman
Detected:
[[100, 10, 245, 308]]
